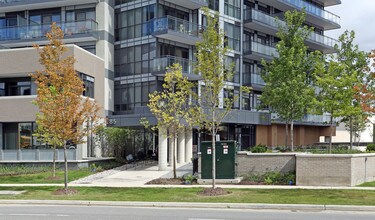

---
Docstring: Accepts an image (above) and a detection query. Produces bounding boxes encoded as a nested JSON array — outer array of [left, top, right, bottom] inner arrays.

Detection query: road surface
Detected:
[[0, 205, 374, 220]]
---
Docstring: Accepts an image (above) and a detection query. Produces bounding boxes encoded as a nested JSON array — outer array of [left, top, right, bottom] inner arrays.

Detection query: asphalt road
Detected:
[[0, 205, 375, 220]]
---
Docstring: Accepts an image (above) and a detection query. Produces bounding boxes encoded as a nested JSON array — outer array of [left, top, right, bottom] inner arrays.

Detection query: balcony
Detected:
[[243, 72, 265, 90], [150, 16, 203, 45], [163, 0, 207, 9], [243, 41, 278, 61], [0, 19, 98, 47], [151, 55, 199, 80], [244, 9, 338, 53], [271, 113, 331, 125], [259, 0, 340, 30], [315, 0, 341, 7]]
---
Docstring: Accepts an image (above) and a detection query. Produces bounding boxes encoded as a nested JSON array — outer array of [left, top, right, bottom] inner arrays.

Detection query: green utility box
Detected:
[[201, 141, 237, 179]]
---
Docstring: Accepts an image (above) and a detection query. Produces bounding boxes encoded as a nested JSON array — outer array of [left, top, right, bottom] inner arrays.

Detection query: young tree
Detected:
[[332, 31, 369, 149], [260, 10, 319, 150], [146, 63, 199, 178], [194, 8, 236, 189], [32, 23, 100, 193]]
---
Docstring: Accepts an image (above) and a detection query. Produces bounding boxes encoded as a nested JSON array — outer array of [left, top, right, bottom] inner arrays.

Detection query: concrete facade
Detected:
[[237, 152, 296, 176]]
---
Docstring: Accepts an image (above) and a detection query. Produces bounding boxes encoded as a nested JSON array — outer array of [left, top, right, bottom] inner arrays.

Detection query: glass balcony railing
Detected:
[[152, 55, 194, 74], [150, 16, 203, 38], [281, 0, 340, 24], [244, 41, 278, 57], [244, 9, 339, 48], [0, 20, 98, 41], [243, 72, 265, 86], [271, 113, 331, 123]]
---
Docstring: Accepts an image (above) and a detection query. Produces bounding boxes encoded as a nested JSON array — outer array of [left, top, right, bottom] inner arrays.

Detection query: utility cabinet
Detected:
[[201, 141, 237, 179]]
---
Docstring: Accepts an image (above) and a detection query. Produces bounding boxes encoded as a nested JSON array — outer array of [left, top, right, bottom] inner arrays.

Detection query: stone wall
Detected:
[[237, 152, 296, 176]]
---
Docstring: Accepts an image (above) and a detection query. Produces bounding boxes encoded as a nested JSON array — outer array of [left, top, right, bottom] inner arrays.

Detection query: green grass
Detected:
[[359, 181, 375, 187], [0, 169, 94, 184], [0, 187, 375, 205]]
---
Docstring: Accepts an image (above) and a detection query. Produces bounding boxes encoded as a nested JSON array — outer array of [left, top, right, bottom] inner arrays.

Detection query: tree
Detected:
[[315, 60, 354, 153], [260, 10, 319, 150], [194, 8, 237, 189], [96, 126, 134, 159], [332, 31, 369, 149], [145, 63, 199, 178], [32, 23, 100, 193]]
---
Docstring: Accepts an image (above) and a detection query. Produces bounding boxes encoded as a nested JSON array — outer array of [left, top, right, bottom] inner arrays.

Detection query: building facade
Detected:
[[0, 0, 341, 165]]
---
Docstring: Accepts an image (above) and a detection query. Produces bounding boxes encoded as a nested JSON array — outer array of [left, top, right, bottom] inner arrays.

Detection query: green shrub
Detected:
[[242, 171, 296, 185], [251, 144, 268, 153], [367, 144, 375, 152]]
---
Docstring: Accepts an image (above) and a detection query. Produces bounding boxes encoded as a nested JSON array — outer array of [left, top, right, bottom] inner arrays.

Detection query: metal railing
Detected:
[[152, 55, 194, 74], [0, 19, 98, 41], [244, 8, 339, 48], [244, 41, 278, 57], [150, 16, 203, 38]]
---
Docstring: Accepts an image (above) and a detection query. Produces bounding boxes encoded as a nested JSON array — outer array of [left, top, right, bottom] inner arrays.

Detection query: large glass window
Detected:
[[114, 81, 157, 112], [0, 78, 33, 96], [224, 22, 241, 52], [208, 0, 220, 11], [2, 122, 41, 150], [224, 0, 241, 19]]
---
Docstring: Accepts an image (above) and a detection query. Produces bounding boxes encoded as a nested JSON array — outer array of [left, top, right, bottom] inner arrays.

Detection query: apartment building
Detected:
[[0, 0, 341, 166], [0, 0, 113, 160]]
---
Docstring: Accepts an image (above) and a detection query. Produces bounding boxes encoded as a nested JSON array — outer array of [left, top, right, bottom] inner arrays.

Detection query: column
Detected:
[[178, 128, 185, 164], [185, 129, 193, 163], [168, 135, 174, 167], [158, 128, 168, 171]]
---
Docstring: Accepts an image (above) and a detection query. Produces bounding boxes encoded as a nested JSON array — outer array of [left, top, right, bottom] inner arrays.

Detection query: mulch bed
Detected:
[[198, 187, 231, 196], [238, 181, 266, 185], [146, 178, 198, 185], [52, 188, 79, 195]]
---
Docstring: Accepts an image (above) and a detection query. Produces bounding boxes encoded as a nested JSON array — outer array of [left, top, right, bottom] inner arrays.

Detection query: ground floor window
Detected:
[[1, 122, 45, 150]]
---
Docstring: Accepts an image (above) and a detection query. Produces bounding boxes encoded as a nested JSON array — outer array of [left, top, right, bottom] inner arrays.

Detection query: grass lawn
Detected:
[[0, 186, 375, 206], [359, 181, 375, 187], [0, 169, 94, 184]]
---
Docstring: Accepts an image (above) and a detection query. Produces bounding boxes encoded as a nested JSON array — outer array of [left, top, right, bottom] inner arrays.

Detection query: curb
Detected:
[[0, 200, 375, 212]]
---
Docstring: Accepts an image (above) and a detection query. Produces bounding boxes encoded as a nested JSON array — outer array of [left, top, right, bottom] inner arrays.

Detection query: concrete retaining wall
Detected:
[[296, 154, 375, 186], [236, 152, 375, 186], [237, 152, 296, 175]]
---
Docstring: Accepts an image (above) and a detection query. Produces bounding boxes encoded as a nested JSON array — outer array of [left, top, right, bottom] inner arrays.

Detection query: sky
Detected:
[[326, 0, 375, 52]]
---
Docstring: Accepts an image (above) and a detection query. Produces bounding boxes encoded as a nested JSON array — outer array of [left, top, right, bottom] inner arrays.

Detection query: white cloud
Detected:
[[326, 0, 375, 52]]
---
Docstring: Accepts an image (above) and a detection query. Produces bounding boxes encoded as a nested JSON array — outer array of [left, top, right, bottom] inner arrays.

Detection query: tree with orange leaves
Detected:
[[32, 23, 100, 193]]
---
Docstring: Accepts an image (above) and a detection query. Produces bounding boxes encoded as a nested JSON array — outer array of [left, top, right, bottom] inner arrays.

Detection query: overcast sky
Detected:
[[326, 0, 375, 52]]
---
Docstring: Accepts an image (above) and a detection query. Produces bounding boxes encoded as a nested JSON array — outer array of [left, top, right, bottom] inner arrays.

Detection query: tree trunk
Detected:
[[285, 122, 289, 148], [211, 128, 216, 189], [63, 143, 68, 193], [173, 134, 177, 179], [53, 146, 56, 177], [329, 115, 333, 154], [291, 121, 294, 152], [350, 117, 353, 150]]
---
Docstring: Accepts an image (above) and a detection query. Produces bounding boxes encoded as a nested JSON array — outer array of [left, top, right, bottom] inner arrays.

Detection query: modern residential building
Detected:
[[0, 0, 341, 168], [0, 0, 112, 161]]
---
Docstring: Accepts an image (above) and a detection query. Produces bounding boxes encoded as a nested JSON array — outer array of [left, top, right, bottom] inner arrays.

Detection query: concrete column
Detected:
[[185, 129, 193, 163], [158, 128, 168, 171], [168, 135, 174, 167], [178, 129, 185, 164]]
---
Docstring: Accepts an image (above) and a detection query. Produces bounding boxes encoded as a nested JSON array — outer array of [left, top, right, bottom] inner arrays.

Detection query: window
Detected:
[[224, 0, 241, 19], [224, 22, 240, 51], [0, 78, 32, 96], [80, 73, 95, 98]]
